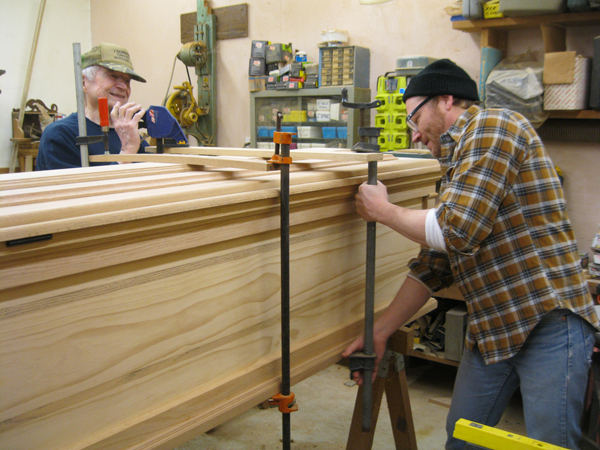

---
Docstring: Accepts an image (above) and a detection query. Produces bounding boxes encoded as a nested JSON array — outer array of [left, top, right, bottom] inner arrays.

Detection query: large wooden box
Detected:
[[0, 158, 440, 450]]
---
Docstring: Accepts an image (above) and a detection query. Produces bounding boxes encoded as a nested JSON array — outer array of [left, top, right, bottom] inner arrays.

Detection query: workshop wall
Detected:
[[89, 0, 482, 147], [0, 0, 91, 169], [546, 142, 600, 252], [3, 0, 599, 255]]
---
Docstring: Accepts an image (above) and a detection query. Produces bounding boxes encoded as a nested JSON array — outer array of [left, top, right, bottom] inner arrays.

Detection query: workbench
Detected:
[[0, 157, 440, 450]]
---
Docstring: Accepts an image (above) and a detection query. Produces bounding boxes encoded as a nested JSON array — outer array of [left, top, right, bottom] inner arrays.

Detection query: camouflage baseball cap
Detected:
[[82, 43, 146, 83]]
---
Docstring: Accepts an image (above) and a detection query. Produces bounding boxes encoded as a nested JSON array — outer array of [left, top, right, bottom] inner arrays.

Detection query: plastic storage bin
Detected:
[[376, 75, 409, 151], [568, 0, 600, 11], [297, 126, 321, 138], [499, 0, 567, 16], [322, 127, 337, 139], [483, 0, 504, 18]]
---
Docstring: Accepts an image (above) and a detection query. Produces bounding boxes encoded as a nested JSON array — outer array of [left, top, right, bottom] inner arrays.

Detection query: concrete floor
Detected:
[[174, 358, 526, 450]]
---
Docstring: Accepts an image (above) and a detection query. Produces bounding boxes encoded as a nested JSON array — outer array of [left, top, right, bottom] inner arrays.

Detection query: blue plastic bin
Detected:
[[281, 127, 298, 137], [322, 127, 337, 139]]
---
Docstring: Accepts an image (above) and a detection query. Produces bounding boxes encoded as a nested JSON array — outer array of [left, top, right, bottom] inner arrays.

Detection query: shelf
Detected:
[[548, 110, 600, 119], [453, 10, 600, 54], [452, 10, 600, 32], [280, 122, 349, 126], [252, 86, 368, 98], [453, 10, 600, 123], [250, 86, 371, 149], [409, 347, 460, 367], [257, 137, 342, 141]]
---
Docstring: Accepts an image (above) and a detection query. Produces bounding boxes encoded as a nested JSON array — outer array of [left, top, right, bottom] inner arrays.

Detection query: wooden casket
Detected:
[[0, 156, 440, 450]]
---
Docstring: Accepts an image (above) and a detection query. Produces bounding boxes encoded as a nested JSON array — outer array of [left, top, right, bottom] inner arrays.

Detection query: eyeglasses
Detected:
[[406, 96, 433, 133]]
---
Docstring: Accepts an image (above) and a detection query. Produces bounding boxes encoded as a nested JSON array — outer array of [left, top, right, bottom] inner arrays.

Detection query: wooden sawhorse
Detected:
[[346, 328, 418, 450]]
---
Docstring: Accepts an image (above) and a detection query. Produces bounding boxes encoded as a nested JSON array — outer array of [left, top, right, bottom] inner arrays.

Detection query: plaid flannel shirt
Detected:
[[409, 106, 598, 364]]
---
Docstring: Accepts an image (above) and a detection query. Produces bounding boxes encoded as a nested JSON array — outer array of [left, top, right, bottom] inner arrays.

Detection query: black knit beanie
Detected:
[[403, 59, 479, 102]]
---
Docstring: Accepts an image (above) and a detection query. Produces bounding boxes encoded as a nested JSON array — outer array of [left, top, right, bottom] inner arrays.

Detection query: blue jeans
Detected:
[[446, 309, 595, 450]]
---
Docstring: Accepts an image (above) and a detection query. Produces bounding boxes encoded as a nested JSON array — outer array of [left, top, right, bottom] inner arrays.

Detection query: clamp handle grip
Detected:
[[98, 97, 110, 128], [341, 87, 381, 110]]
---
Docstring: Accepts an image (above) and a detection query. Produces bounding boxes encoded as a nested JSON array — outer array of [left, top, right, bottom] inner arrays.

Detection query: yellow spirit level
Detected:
[[453, 418, 569, 450]]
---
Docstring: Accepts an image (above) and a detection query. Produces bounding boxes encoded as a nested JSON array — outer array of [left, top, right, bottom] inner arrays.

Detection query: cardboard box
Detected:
[[330, 103, 341, 120], [297, 126, 321, 138], [544, 52, 591, 110], [499, 0, 567, 16], [266, 43, 292, 64], [248, 58, 267, 76], [445, 304, 469, 362], [251, 40, 270, 58], [317, 99, 331, 110], [316, 111, 331, 122], [248, 76, 268, 92], [285, 81, 302, 90]]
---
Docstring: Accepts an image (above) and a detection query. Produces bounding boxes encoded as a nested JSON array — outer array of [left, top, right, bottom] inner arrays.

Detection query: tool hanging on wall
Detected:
[[164, 0, 216, 147], [165, 80, 204, 129], [164, 42, 208, 128], [342, 87, 382, 433]]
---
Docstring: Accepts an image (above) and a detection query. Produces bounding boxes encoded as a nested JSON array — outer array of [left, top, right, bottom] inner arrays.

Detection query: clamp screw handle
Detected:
[[341, 87, 381, 110]]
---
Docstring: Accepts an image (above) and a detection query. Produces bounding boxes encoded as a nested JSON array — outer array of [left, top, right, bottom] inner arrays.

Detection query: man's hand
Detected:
[[341, 331, 388, 385], [355, 181, 392, 223], [111, 101, 146, 155]]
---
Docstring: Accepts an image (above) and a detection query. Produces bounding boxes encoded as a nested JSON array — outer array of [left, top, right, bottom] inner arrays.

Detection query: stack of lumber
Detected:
[[0, 155, 440, 450]]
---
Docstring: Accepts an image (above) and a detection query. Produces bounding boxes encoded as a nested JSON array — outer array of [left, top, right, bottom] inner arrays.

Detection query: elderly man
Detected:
[[37, 43, 148, 170], [343, 59, 598, 449]]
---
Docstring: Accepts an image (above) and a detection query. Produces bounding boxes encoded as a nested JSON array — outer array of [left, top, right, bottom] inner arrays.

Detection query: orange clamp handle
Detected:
[[98, 97, 110, 128], [269, 392, 298, 413]]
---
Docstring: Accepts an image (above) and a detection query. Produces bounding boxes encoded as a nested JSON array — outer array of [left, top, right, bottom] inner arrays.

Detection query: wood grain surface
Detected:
[[0, 158, 440, 450]]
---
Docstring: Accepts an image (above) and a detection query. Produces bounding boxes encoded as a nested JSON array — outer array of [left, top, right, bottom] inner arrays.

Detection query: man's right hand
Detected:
[[355, 181, 392, 223], [111, 101, 146, 155]]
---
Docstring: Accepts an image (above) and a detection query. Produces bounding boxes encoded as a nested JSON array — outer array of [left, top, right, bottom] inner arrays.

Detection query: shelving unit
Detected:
[[410, 346, 460, 367], [453, 10, 600, 120], [452, 11, 600, 34], [249, 86, 371, 149], [408, 286, 467, 367]]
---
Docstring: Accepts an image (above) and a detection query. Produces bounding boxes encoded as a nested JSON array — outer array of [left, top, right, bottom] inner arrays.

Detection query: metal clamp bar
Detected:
[[73, 43, 89, 167]]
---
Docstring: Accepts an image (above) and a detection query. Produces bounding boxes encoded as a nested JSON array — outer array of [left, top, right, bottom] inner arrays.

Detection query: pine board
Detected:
[[151, 146, 388, 162]]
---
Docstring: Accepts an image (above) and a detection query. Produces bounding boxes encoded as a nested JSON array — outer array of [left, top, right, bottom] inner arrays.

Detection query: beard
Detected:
[[420, 109, 446, 159]]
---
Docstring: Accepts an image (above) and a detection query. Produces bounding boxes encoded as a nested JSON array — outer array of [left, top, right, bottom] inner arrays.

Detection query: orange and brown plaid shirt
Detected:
[[409, 106, 598, 364]]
